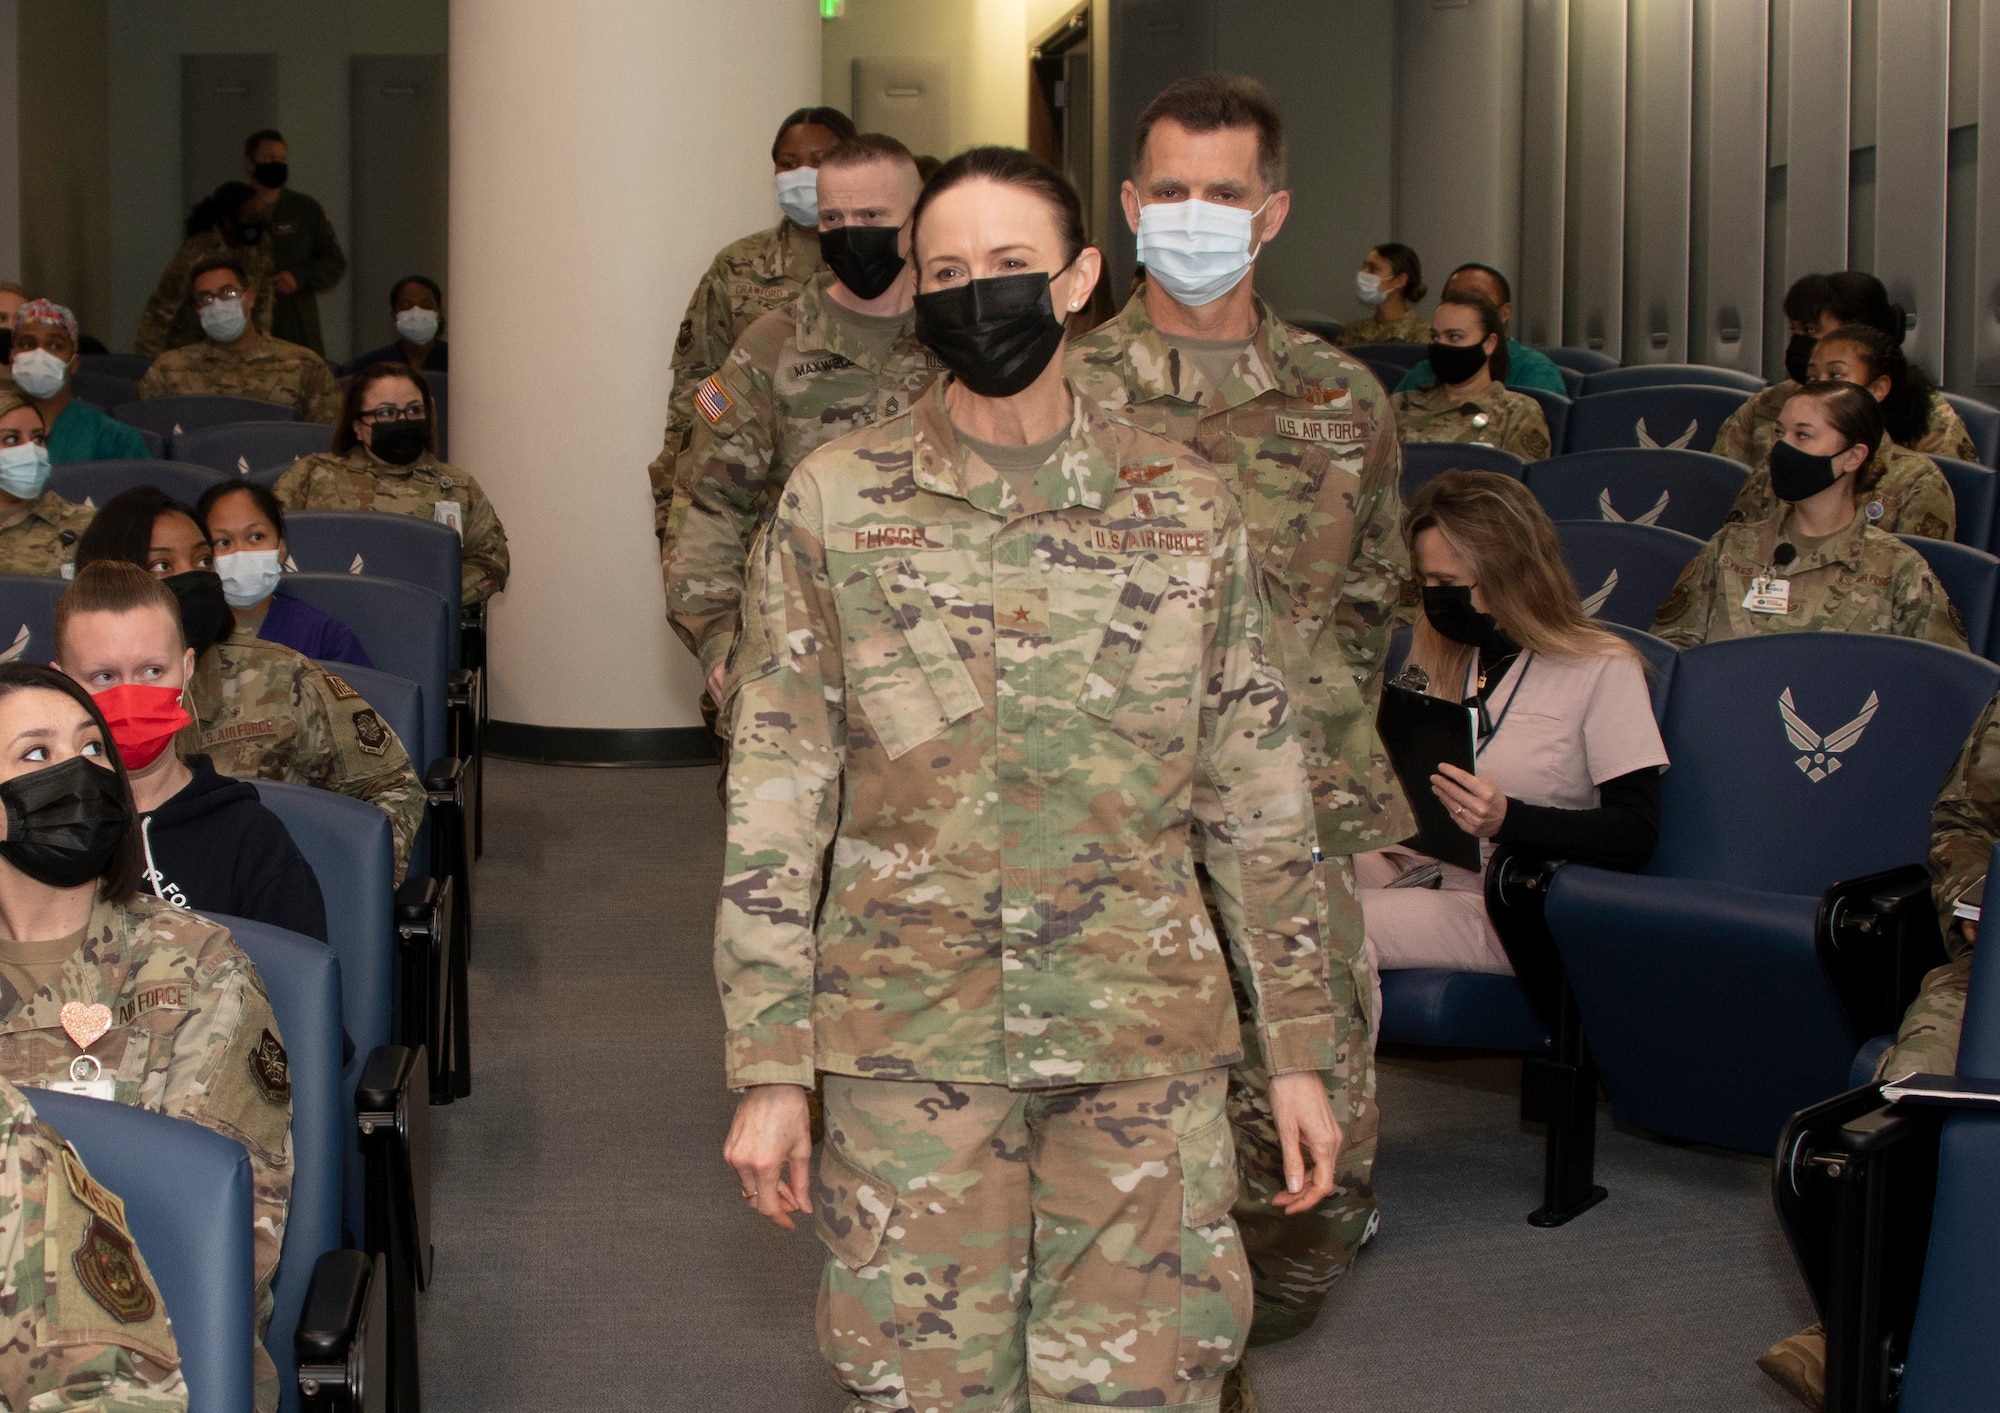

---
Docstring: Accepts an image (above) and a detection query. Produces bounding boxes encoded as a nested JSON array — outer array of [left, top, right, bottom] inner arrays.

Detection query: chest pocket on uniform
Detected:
[[847, 559, 982, 760], [1079, 556, 1197, 756]]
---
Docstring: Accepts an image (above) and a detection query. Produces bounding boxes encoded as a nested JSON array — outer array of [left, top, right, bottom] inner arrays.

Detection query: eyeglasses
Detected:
[[192, 288, 243, 308], [357, 401, 426, 424]]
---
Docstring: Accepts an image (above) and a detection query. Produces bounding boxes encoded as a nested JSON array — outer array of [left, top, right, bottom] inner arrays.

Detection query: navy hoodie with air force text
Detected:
[[138, 754, 329, 942]]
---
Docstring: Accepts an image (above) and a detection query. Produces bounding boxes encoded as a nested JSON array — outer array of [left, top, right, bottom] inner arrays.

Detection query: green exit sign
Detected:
[[821, 0, 844, 15]]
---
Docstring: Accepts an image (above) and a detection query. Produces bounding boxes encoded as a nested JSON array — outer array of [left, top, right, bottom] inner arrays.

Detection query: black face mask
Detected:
[[1427, 339, 1491, 386], [163, 571, 230, 656], [234, 223, 265, 246], [1769, 438, 1846, 503], [1784, 332, 1817, 385], [1422, 584, 1502, 649], [914, 272, 1068, 399], [819, 225, 907, 301], [252, 161, 288, 189], [370, 419, 430, 467], [0, 756, 129, 889]]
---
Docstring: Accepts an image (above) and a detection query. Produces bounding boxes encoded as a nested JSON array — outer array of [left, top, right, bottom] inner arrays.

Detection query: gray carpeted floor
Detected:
[[422, 759, 1812, 1410]]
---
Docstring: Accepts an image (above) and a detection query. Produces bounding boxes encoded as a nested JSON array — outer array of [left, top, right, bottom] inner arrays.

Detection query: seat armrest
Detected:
[[1817, 864, 1946, 1040], [1483, 847, 1569, 1027], [296, 1249, 387, 1412], [446, 667, 476, 709], [356, 1045, 421, 1116], [393, 875, 437, 925], [459, 603, 485, 635], [423, 755, 463, 796]]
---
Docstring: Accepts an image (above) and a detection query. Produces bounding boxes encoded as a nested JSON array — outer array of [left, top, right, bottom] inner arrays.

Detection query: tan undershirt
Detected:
[[957, 425, 1070, 502], [821, 297, 910, 368], [0, 923, 87, 998], [1163, 333, 1254, 401]]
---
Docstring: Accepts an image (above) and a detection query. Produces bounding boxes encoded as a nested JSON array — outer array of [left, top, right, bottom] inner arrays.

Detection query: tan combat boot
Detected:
[[1219, 1358, 1261, 1413], [1756, 1323, 1826, 1410]]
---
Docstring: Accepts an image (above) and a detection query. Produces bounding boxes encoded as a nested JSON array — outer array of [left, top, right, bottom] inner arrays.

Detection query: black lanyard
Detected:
[[1464, 652, 1534, 757]]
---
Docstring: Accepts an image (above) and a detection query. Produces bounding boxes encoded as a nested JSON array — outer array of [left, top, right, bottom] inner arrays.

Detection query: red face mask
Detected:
[[93, 683, 191, 772]]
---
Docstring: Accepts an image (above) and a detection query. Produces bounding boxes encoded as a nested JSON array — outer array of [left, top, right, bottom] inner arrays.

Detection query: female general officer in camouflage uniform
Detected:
[[719, 147, 1344, 1413], [0, 664, 289, 1411], [1654, 382, 1964, 651]]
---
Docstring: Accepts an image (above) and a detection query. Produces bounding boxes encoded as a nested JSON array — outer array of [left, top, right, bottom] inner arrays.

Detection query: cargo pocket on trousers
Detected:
[[849, 559, 982, 760], [1176, 1113, 1251, 1386], [1079, 556, 1193, 757], [814, 1144, 909, 1404]]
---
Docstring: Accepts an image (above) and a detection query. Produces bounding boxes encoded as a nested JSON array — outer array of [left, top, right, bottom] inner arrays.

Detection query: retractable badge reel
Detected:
[[50, 1001, 115, 1099]]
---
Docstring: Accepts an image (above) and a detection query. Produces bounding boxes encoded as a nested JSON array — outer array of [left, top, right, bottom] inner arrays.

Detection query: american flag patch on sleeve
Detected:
[[696, 376, 733, 424]]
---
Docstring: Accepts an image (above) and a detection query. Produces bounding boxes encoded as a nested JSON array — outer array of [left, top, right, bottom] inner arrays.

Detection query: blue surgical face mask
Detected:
[[9, 348, 67, 399], [216, 548, 283, 608], [775, 166, 818, 227], [394, 307, 440, 344], [0, 442, 50, 500], [199, 296, 247, 343], [1133, 195, 1271, 307], [1355, 270, 1388, 306]]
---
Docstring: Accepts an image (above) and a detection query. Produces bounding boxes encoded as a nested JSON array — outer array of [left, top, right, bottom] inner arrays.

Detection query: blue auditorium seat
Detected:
[[212, 916, 343, 1413], [77, 352, 154, 381], [1340, 340, 1429, 373], [279, 575, 451, 775], [1521, 385, 1570, 456], [1899, 535, 2000, 660], [0, 574, 66, 662], [1525, 448, 1747, 539], [70, 369, 138, 411], [51, 458, 226, 509], [1539, 346, 1619, 376], [1402, 441, 1527, 498], [1579, 363, 1765, 396], [1927, 455, 1999, 551], [283, 512, 463, 664], [1603, 623, 1677, 721], [1941, 391, 2000, 469], [1379, 969, 1548, 1052], [113, 395, 299, 444], [172, 421, 334, 482], [1546, 634, 2000, 1155], [1562, 385, 1748, 456], [1553, 520, 1705, 630], [30, 1091, 254, 1413]]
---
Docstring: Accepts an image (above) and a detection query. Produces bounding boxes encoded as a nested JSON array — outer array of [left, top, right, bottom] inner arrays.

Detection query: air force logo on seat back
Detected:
[[1598, 487, 1670, 525], [1780, 687, 1880, 781]]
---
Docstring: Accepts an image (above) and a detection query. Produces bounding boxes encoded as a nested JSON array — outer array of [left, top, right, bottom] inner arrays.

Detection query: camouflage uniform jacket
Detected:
[[1065, 293, 1414, 851], [275, 447, 510, 603], [1930, 691, 2000, 950], [0, 493, 93, 578], [1392, 378, 1552, 462], [134, 231, 276, 358], [135, 335, 341, 426], [649, 220, 825, 534], [1651, 505, 1965, 650], [718, 381, 1341, 1091], [177, 629, 425, 883], [1335, 310, 1431, 347], [0, 897, 289, 1410], [1714, 381, 1980, 469], [665, 272, 943, 674], [1726, 435, 1956, 540], [0, 1073, 187, 1412]]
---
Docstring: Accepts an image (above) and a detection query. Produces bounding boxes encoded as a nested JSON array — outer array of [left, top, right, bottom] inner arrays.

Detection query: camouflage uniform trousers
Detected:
[[815, 1069, 1248, 1413], [1211, 855, 1377, 1347], [1874, 951, 1973, 1081]]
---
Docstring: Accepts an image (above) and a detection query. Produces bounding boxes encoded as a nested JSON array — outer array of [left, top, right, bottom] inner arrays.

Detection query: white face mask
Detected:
[[394, 307, 440, 344], [1133, 196, 1270, 308], [199, 296, 248, 343], [9, 348, 67, 399], [216, 548, 283, 608], [1355, 270, 1388, 306], [0, 442, 49, 500], [775, 166, 819, 227]]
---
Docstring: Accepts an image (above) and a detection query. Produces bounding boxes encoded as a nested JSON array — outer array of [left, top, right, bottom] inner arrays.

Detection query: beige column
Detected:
[[450, 0, 819, 744]]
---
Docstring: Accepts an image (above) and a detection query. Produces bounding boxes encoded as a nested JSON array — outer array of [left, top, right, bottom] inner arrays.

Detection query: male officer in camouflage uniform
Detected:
[[0, 1073, 188, 1411], [136, 227, 276, 358], [0, 896, 289, 1411], [665, 132, 940, 702], [1651, 503, 1964, 651], [175, 623, 425, 883], [647, 106, 856, 539], [1065, 74, 1409, 1371], [135, 258, 341, 424], [718, 375, 1343, 1412]]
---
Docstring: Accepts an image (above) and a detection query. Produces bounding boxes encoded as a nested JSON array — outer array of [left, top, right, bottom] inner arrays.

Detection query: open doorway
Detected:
[[1028, 6, 1091, 233]]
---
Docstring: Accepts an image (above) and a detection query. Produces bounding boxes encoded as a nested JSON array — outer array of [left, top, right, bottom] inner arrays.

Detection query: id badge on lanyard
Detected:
[[1743, 575, 1791, 614]]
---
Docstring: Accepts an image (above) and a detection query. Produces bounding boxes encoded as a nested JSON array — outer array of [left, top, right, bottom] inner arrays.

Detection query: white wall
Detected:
[[105, 0, 446, 360]]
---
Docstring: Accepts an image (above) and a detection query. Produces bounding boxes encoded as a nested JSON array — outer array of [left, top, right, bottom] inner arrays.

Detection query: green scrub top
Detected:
[[46, 398, 151, 465], [1395, 337, 1573, 398]]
